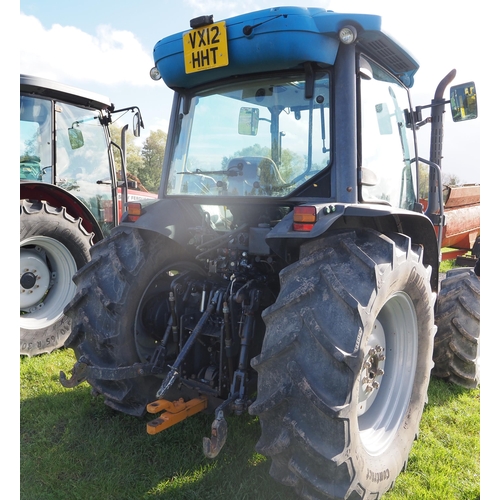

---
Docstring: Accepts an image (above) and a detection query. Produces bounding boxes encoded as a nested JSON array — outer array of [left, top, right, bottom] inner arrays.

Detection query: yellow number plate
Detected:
[[183, 21, 229, 74]]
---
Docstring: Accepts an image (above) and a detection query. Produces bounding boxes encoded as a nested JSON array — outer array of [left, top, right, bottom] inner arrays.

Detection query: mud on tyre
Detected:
[[249, 229, 436, 500]]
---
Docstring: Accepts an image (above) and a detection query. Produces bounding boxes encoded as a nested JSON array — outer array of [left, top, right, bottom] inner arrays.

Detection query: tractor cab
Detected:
[[151, 7, 421, 220]]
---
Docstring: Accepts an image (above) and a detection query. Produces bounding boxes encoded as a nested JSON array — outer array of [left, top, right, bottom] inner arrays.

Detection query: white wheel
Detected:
[[20, 200, 92, 355], [20, 236, 78, 327], [358, 293, 418, 455]]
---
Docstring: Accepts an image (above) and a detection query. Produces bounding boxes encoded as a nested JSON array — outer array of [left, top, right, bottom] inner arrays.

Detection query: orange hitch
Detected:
[[146, 397, 208, 435]]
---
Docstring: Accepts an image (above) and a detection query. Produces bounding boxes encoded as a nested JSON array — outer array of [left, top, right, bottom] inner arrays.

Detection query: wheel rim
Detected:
[[358, 292, 418, 455], [20, 236, 77, 329]]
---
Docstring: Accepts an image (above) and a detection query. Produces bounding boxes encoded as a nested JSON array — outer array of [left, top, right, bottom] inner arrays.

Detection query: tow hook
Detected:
[[59, 359, 90, 388], [146, 397, 208, 435], [146, 396, 233, 459], [202, 410, 228, 459]]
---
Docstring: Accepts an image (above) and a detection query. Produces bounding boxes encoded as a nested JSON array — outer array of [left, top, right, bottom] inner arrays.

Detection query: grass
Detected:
[[439, 258, 457, 274], [20, 348, 480, 500]]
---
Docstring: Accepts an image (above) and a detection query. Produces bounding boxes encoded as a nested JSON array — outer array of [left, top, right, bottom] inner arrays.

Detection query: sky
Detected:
[[17, 0, 486, 185]]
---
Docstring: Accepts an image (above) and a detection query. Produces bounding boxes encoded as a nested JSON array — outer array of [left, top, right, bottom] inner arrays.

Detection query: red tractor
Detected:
[[20, 74, 155, 356]]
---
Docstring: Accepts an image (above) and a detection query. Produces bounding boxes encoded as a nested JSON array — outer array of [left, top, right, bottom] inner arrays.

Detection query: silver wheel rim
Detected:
[[358, 292, 418, 455], [20, 236, 77, 329]]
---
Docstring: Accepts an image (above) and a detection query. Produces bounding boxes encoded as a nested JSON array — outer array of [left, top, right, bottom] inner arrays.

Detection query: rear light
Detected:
[[293, 206, 317, 232], [126, 202, 143, 222]]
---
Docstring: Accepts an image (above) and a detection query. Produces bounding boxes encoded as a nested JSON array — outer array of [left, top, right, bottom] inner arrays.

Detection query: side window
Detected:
[[55, 102, 116, 234], [20, 96, 52, 182], [55, 102, 110, 184], [359, 57, 416, 209]]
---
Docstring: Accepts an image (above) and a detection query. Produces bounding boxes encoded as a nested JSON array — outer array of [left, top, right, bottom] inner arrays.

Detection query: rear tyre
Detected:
[[472, 235, 480, 259], [433, 268, 480, 388], [20, 200, 92, 356], [249, 229, 436, 500], [64, 227, 191, 416]]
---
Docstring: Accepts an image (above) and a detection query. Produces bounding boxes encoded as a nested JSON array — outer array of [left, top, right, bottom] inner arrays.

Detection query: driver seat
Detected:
[[226, 156, 284, 195]]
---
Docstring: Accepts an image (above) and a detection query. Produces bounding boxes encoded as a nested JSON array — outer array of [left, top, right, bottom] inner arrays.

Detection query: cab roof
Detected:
[[20, 74, 112, 111], [153, 7, 419, 90]]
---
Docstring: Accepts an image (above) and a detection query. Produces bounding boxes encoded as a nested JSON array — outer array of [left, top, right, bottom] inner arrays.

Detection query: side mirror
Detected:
[[450, 82, 478, 122], [68, 127, 84, 149], [127, 179, 138, 189], [375, 103, 393, 135], [133, 111, 143, 138], [238, 107, 259, 136]]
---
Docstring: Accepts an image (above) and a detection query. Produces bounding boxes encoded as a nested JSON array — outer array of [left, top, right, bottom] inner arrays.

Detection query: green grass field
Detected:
[[20, 347, 479, 500]]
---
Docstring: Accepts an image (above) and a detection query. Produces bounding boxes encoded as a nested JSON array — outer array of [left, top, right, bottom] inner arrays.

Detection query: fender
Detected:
[[267, 203, 440, 291], [123, 198, 440, 291], [20, 181, 104, 241], [119, 198, 210, 247]]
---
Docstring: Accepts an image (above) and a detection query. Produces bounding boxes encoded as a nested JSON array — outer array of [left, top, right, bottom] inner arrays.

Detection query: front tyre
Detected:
[[249, 229, 436, 500], [20, 200, 92, 356]]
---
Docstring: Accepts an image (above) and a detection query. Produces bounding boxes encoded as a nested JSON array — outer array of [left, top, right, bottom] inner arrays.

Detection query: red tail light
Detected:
[[126, 202, 143, 222], [293, 206, 316, 232]]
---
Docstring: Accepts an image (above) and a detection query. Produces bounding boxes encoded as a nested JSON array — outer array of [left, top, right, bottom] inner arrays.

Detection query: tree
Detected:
[[141, 129, 167, 193], [109, 123, 144, 178], [418, 163, 429, 200], [442, 172, 462, 186], [418, 164, 462, 197]]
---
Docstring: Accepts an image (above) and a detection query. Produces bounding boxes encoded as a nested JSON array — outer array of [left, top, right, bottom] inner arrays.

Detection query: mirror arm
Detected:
[[112, 105, 140, 114], [406, 99, 452, 128], [415, 117, 432, 130], [111, 106, 145, 128]]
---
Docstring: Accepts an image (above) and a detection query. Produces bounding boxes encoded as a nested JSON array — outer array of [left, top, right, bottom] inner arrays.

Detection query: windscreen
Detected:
[[166, 72, 331, 198]]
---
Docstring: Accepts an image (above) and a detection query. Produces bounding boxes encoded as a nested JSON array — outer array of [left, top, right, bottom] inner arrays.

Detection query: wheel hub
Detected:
[[20, 272, 37, 289], [20, 247, 52, 310], [358, 319, 386, 416], [362, 346, 385, 392]]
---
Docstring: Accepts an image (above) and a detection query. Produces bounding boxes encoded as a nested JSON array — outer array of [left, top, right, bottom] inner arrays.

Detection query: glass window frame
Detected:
[[357, 54, 417, 210], [164, 69, 333, 200]]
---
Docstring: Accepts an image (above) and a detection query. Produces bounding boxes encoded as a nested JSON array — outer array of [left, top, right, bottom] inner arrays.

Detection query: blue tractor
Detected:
[[61, 7, 479, 499]]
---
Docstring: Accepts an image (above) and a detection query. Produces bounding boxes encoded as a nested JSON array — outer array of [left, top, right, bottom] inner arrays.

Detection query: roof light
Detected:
[[150, 67, 162, 81], [293, 206, 317, 232], [339, 25, 357, 44], [190, 15, 214, 29]]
